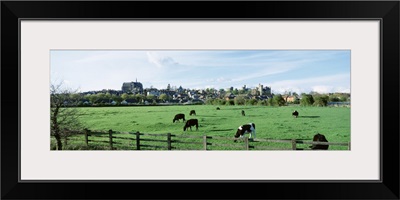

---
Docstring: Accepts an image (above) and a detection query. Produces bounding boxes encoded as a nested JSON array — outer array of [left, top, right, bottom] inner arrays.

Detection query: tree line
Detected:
[[205, 93, 350, 107]]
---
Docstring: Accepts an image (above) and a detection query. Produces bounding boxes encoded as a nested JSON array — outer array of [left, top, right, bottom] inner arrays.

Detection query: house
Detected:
[[283, 95, 299, 103]]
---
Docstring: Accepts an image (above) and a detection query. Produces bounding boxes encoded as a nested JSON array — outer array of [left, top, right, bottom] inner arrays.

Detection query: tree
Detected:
[[111, 94, 122, 104], [300, 94, 314, 106], [159, 94, 169, 102], [246, 98, 258, 105], [121, 93, 129, 100], [328, 95, 341, 102], [257, 99, 268, 106], [218, 88, 226, 98], [135, 94, 145, 103], [87, 94, 99, 104], [267, 97, 274, 106], [272, 94, 286, 106], [234, 95, 246, 105], [50, 82, 85, 150], [314, 95, 329, 107], [146, 94, 156, 101], [225, 99, 235, 105], [232, 88, 239, 95]]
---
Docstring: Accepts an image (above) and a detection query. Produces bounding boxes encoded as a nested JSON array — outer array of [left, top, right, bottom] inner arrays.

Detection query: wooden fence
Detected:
[[81, 129, 350, 150]]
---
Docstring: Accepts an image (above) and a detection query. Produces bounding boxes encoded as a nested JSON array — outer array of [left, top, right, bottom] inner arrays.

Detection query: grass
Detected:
[[51, 105, 351, 150]]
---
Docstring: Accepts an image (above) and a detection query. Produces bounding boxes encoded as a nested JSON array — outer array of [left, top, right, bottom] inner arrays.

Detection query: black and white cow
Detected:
[[292, 110, 299, 118], [189, 110, 196, 116], [241, 110, 246, 116], [183, 119, 199, 131], [309, 133, 329, 150], [173, 113, 186, 123], [234, 123, 256, 141]]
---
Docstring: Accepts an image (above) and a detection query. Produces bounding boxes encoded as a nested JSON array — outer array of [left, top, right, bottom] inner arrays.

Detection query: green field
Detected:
[[52, 105, 351, 150]]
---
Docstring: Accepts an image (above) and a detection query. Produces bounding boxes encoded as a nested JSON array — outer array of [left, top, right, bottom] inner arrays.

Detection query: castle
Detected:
[[121, 79, 143, 94]]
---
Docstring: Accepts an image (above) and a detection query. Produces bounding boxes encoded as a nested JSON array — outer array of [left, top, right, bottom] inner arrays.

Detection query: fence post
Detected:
[[203, 136, 207, 150], [167, 133, 172, 150], [244, 137, 249, 150], [109, 129, 113, 150], [135, 131, 140, 150], [348, 141, 351, 150], [84, 129, 89, 146], [291, 139, 297, 150]]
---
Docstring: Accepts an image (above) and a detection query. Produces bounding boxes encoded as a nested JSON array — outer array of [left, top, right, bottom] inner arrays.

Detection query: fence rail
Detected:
[[80, 129, 350, 150]]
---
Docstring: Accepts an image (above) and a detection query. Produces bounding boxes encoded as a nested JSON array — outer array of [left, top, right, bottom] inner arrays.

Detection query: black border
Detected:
[[2, 1, 399, 199]]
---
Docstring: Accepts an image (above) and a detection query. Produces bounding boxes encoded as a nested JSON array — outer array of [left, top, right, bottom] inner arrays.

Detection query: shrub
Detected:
[[300, 94, 314, 106], [225, 99, 235, 106], [313, 95, 329, 107]]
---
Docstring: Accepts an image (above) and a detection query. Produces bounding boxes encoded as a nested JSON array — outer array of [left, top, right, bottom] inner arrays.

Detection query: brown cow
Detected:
[[183, 119, 199, 131], [309, 133, 329, 150], [173, 113, 186, 123]]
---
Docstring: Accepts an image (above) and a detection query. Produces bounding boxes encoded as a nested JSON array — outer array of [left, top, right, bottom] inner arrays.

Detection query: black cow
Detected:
[[216, 107, 220, 110], [183, 119, 199, 131], [241, 110, 245, 116], [173, 113, 186, 123], [234, 123, 256, 142], [292, 110, 299, 118], [309, 133, 329, 150], [190, 110, 196, 116]]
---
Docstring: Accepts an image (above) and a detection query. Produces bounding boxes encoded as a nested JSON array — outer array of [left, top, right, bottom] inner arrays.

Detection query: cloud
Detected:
[[270, 74, 350, 94], [311, 85, 334, 94], [146, 52, 179, 68], [206, 77, 233, 83]]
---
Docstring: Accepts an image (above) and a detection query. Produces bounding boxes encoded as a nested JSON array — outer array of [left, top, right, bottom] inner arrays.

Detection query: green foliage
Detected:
[[111, 94, 122, 103], [267, 98, 274, 106], [246, 98, 258, 105], [159, 94, 169, 101], [225, 99, 235, 106], [234, 95, 246, 105], [257, 100, 268, 106], [146, 94, 156, 100], [121, 93, 129, 100], [214, 98, 226, 105], [329, 95, 340, 102], [300, 94, 314, 106], [314, 95, 329, 107], [272, 94, 286, 106], [205, 98, 214, 105]]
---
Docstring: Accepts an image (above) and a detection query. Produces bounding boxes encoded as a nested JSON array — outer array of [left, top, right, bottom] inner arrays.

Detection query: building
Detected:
[[121, 79, 143, 94]]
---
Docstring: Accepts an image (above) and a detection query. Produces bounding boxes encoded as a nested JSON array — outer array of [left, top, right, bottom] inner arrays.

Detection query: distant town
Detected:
[[71, 80, 350, 107]]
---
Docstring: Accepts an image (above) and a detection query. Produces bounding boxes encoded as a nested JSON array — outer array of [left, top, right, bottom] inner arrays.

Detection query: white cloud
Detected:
[[146, 52, 178, 68], [311, 85, 333, 94], [270, 74, 350, 94]]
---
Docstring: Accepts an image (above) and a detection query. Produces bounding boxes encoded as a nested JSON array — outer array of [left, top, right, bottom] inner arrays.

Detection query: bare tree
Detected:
[[50, 82, 84, 150]]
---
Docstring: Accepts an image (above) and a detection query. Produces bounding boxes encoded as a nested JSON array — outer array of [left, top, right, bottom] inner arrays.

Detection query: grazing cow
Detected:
[[183, 119, 199, 131], [234, 123, 256, 141], [241, 110, 245, 116], [173, 113, 186, 123], [216, 107, 220, 110], [190, 110, 196, 116], [309, 133, 329, 150], [292, 110, 299, 118]]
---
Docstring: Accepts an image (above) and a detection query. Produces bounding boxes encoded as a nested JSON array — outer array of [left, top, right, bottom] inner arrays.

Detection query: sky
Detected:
[[50, 50, 350, 94]]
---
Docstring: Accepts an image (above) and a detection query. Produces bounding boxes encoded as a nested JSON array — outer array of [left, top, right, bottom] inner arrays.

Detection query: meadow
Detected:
[[52, 105, 351, 150]]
